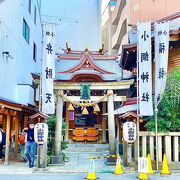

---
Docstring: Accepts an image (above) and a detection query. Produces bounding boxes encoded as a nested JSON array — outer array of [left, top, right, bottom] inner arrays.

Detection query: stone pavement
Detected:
[[47, 143, 135, 173]]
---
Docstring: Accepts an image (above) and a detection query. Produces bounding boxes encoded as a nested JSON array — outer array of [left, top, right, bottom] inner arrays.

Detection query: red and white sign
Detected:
[[34, 123, 48, 144], [123, 122, 136, 143], [138, 157, 149, 173]]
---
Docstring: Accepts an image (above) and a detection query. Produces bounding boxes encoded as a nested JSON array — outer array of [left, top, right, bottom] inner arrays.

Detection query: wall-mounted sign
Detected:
[[138, 157, 149, 173], [34, 123, 48, 144], [123, 122, 136, 143]]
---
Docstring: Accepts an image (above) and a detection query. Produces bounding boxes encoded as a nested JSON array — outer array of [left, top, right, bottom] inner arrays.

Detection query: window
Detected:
[[33, 42, 37, 61], [28, 0, 31, 13], [23, 19, 30, 43], [34, 6, 36, 25]]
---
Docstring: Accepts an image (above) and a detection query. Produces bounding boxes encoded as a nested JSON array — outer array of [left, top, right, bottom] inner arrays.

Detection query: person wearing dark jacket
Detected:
[[0, 124, 5, 162], [24, 121, 36, 168]]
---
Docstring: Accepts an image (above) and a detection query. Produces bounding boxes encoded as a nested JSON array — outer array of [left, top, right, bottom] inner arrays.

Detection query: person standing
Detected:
[[24, 121, 36, 168], [0, 125, 6, 162]]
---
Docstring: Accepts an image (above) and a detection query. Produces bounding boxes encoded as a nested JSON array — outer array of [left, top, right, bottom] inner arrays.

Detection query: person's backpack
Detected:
[[18, 133, 26, 145], [0, 129, 6, 146]]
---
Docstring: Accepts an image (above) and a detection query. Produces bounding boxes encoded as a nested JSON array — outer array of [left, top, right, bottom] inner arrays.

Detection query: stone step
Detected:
[[64, 143, 109, 152]]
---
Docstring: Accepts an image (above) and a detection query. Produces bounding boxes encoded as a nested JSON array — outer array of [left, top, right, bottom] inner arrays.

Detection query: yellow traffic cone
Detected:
[[138, 172, 148, 180], [114, 153, 123, 175], [147, 154, 153, 174], [85, 156, 98, 180], [161, 154, 170, 175]]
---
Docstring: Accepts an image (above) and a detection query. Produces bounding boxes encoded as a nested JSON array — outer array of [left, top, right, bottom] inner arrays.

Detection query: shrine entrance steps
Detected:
[[64, 143, 109, 152]]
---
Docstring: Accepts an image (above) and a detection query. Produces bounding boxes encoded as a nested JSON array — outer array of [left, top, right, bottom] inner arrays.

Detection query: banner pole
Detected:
[[155, 107, 158, 170], [136, 27, 140, 160]]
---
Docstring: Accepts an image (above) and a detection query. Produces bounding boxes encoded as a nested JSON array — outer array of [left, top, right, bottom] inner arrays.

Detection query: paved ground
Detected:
[[0, 173, 179, 180]]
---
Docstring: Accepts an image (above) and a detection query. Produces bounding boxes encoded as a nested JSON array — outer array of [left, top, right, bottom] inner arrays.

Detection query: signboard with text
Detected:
[[34, 123, 48, 145], [123, 122, 136, 143]]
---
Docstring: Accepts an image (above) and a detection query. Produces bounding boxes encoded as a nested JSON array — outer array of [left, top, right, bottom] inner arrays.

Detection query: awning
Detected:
[[29, 111, 50, 119], [102, 104, 137, 116]]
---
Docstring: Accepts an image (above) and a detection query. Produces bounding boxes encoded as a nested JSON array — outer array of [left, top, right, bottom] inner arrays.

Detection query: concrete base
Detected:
[[4, 162, 9, 166], [105, 157, 116, 165], [50, 154, 64, 165]]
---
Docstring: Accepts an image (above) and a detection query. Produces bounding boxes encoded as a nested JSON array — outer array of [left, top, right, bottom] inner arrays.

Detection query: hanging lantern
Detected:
[[68, 103, 74, 111], [94, 103, 100, 112], [82, 107, 89, 115]]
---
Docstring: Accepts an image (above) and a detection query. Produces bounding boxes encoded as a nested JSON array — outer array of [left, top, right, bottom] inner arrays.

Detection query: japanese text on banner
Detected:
[[137, 22, 153, 116], [42, 23, 56, 114], [155, 22, 169, 106]]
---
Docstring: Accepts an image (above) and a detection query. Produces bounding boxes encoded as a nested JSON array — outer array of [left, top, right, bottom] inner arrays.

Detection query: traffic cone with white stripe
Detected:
[[84, 156, 98, 180], [114, 153, 123, 175]]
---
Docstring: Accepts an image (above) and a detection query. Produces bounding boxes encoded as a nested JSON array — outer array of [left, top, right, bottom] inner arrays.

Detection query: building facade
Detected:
[[0, 0, 42, 105], [0, 0, 42, 165], [39, 0, 102, 51], [102, 0, 180, 55]]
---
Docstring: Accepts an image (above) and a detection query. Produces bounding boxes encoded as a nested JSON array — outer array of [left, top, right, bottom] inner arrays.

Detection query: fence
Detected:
[[137, 131, 180, 163]]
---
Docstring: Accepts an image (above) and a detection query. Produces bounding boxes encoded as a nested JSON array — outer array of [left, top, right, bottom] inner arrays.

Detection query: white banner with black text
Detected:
[[155, 22, 169, 106], [137, 22, 153, 116], [42, 23, 56, 114]]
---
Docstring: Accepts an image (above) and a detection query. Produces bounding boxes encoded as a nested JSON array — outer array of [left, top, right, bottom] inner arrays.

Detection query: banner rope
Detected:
[[56, 92, 113, 107]]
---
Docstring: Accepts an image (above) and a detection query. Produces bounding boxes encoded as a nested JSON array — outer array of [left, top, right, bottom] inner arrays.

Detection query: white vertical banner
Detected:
[[137, 22, 153, 116], [42, 23, 56, 114], [155, 22, 169, 106]]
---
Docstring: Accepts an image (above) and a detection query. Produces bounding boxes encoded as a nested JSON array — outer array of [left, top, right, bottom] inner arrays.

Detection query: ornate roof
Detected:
[[55, 46, 132, 82]]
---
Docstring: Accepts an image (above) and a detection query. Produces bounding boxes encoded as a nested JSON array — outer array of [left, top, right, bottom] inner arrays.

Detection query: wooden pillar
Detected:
[[158, 136, 162, 162], [165, 135, 171, 163], [117, 120, 120, 144], [123, 141, 127, 166], [14, 113, 19, 158], [149, 136, 154, 161], [142, 136, 147, 157], [173, 136, 179, 162], [4, 112, 10, 165], [24, 116, 29, 128], [134, 139, 137, 161], [107, 90, 116, 155], [127, 143, 132, 165], [64, 102, 69, 142], [102, 102, 106, 143], [55, 92, 63, 156]]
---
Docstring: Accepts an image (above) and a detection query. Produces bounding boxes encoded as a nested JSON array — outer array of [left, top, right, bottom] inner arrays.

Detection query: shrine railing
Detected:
[[137, 131, 180, 163]]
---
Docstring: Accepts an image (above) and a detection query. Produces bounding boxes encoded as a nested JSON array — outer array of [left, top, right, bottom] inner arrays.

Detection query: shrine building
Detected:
[[33, 43, 135, 156]]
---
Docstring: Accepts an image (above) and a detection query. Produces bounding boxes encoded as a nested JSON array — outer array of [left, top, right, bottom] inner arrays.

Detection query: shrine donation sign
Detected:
[[42, 23, 56, 114], [123, 122, 136, 143], [137, 22, 153, 116], [155, 22, 169, 106], [138, 157, 149, 173], [34, 123, 48, 144]]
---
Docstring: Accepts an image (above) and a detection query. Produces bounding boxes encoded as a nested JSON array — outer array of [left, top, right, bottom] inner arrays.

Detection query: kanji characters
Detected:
[[159, 42, 165, 54], [158, 68, 164, 79], [45, 93, 52, 103], [45, 67, 53, 79], [141, 92, 149, 102], [141, 52, 149, 62], [46, 43, 53, 54], [46, 31, 55, 37], [141, 30, 149, 41], [141, 72, 149, 83]]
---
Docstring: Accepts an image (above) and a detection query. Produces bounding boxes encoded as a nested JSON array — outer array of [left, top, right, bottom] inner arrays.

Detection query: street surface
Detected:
[[0, 173, 179, 180]]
